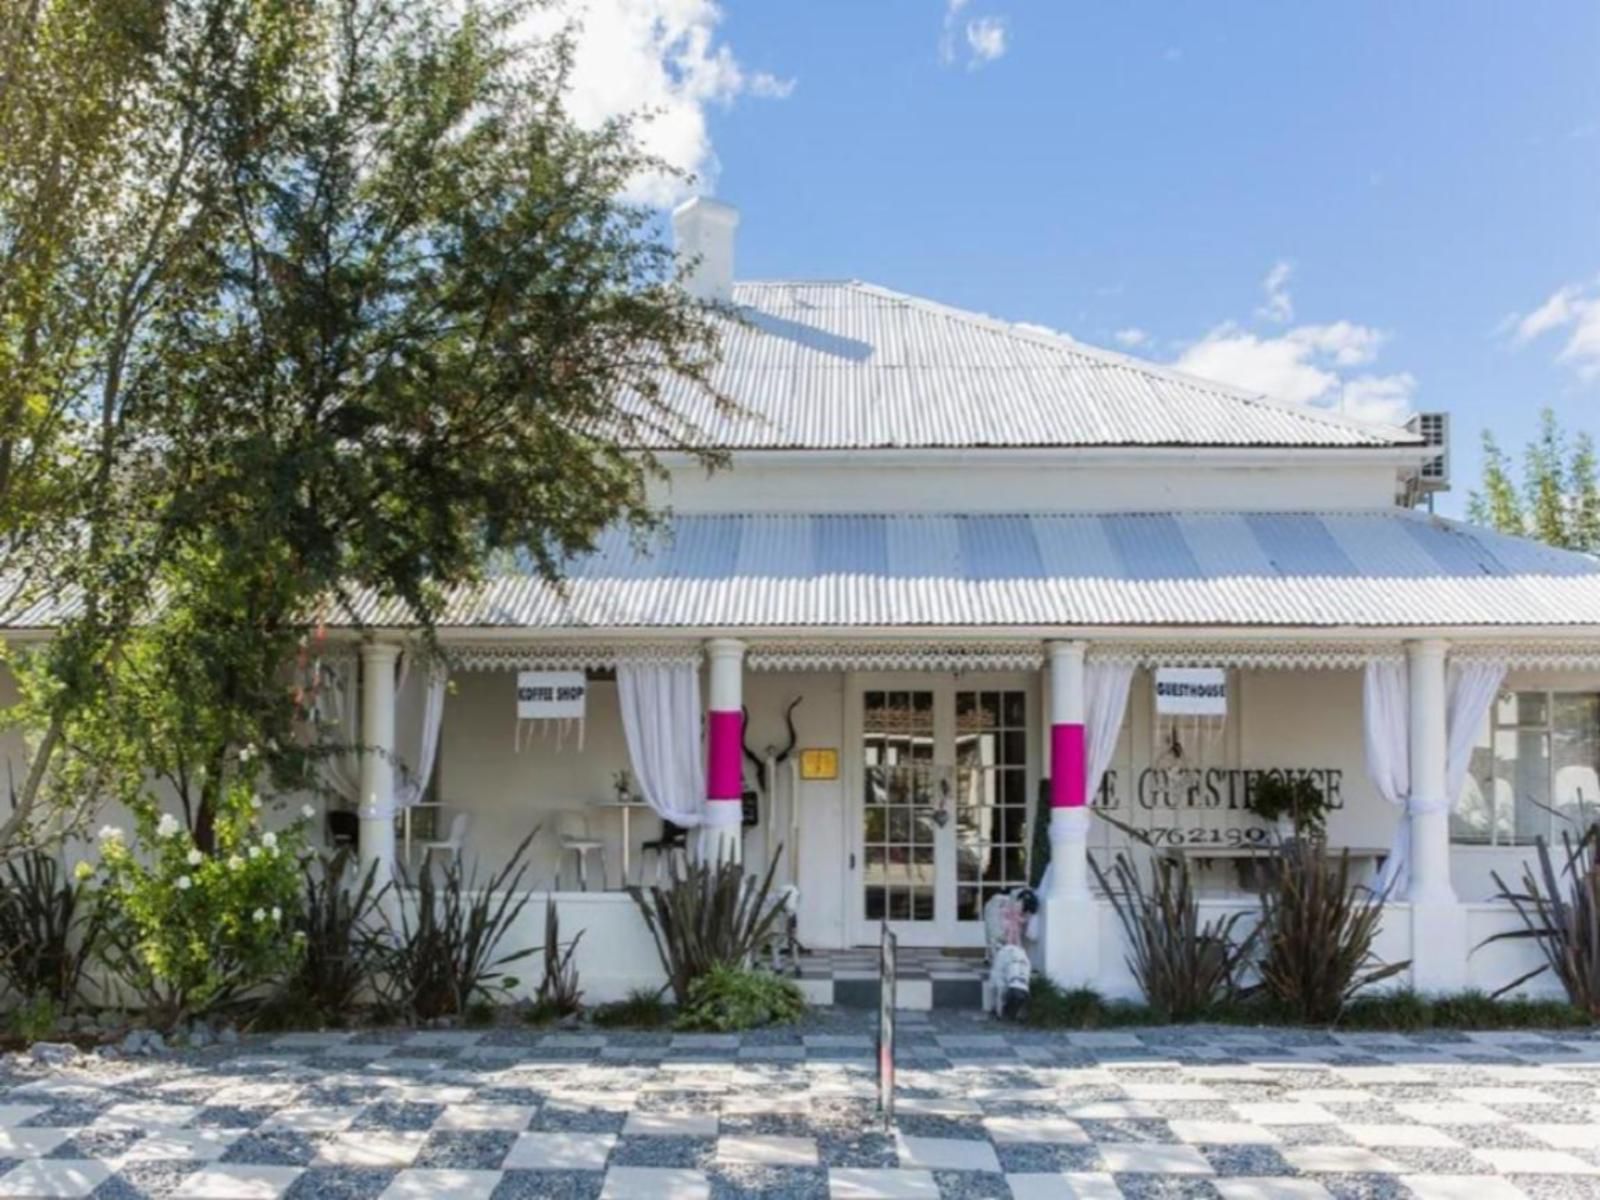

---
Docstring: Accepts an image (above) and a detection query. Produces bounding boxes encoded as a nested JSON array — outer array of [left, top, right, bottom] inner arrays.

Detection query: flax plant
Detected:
[[1255, 841, 1408, 1024], [1483, 822, 1600, 1017], [1092, 851, 1257, 1020], [629, 851, 787, 1005]]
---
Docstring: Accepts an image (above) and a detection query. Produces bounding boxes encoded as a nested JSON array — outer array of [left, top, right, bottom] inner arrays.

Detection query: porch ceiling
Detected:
[[360, 510, 1600, 631]]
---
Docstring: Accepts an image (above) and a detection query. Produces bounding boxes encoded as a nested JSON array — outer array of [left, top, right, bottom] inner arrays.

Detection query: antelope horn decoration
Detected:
[[741, 705, 766, 795], [774, 696, 802, 764], [740, 697, 804, 794]]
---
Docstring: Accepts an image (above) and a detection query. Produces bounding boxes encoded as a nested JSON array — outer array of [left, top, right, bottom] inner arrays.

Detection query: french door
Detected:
[[848, 675, 1036, 947]]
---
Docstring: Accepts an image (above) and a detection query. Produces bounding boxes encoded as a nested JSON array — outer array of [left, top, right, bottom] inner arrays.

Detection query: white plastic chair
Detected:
[[419, 812, 469, 872], [557, 811, 608, 892]]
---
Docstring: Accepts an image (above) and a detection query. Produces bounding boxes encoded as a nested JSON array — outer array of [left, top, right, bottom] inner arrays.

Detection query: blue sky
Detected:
[[561, 2, 1599, 514]]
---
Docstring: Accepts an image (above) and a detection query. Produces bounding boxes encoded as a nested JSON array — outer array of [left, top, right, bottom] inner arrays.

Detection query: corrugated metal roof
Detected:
[[333, 512, 1600, 630], [633, 282, 1421, 450]]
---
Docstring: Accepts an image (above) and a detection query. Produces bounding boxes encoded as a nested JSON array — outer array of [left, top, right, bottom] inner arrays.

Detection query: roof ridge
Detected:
[[730, 279, 1421, 448]]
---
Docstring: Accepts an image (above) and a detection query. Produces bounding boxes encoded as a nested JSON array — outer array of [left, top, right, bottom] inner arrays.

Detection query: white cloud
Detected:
[[1507, 279, 1600, 381], [1340, 373, 1419, 425], [941, 0, 1007, 69], [525, 0, 793, 205], [1173, 316, 1412, 426], [965, 17, 1008, 66], [1256, 259, 1294, 323], [1113, 327, 1150, 348]]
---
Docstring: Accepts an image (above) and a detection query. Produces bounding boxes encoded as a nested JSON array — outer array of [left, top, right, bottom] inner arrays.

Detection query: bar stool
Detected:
[[640, 818, 691, 883], [557, 811, 608, 891]]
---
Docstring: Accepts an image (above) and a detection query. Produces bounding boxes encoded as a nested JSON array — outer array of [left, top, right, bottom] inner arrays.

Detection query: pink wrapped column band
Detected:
[[706, 709, 744, 801], [1050, 722, 1086, 808]]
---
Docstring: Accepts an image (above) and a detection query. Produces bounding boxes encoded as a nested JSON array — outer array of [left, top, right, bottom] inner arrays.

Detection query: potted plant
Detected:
[[1248, 772, 1329, 841]]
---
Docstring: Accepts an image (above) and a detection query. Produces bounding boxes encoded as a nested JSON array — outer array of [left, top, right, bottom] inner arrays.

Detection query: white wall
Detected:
[[655, 459, 1402, 515]]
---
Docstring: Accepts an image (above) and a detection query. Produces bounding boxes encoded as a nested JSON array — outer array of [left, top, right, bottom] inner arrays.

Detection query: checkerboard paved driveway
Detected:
[[0, 1014, 1596, 1198]]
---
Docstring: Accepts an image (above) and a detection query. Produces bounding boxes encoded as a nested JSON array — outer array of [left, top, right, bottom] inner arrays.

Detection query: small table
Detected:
[[588, 797, 655, 886], [1161, 844, 1390, 890]]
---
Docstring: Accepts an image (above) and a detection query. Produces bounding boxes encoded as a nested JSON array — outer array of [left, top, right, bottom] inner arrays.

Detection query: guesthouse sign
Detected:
[[1154, 667, 1228, 716], [515, 671, 587, 721], [1093, 765, 1347, 848]]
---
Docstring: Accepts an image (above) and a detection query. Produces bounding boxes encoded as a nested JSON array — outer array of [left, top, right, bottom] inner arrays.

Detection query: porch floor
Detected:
[[795, 947, 986, 1011]]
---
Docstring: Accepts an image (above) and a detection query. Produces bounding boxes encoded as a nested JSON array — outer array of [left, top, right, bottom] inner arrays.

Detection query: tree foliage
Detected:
[[1467, 408, 1600, 552], [0, 0, 726, 852]]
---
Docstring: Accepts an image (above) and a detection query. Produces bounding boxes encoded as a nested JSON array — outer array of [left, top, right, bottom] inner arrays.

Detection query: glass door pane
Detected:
[[953, 689, 1030, 923], [862, 690, 937, 924]]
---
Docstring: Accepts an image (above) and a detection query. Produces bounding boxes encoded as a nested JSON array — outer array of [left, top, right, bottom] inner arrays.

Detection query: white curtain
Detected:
[[396, 658, 448, 809], [1085, 662, 1136, 809], [317, 661, 362, 803], [1034, 659, 1136, 907], [1446, 661, 1506, 821], [1366, 660, 1412, 896], [1369, 657, 1506, 897], [617, 661, 707, 830]]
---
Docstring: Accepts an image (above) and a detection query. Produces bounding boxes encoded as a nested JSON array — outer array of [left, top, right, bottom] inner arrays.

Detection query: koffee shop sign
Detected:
[[516, 671, 587, 720]]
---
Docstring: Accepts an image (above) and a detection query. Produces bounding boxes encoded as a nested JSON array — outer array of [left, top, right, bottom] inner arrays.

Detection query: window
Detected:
[[953, 689, 1030, 922], [1454, 691, 1600, 845]]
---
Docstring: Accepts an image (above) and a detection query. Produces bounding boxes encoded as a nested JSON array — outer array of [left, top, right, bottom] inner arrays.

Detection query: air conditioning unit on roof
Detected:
[[1400, 412, 1450, 508]]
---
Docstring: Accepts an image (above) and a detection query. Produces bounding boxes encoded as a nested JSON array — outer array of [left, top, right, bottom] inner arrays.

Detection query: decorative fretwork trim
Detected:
[[446, 642, 702, 672], [746, 641, 1045, 672], [1086, 642, 1404, 670], [1452, 643, 1600, 670]]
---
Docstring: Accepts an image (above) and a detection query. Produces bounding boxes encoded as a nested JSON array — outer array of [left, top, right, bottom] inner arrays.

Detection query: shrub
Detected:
[[1254, 840, 1408, 1024], [629, 852, 787, 1004], [591, 987, 671, 1029], [382, 831, 537, 1021], [0, 851, 103, 1013], [1483, 822, 1600, 1018], [1247, 773, 1331, 838], [1092, 851, 1257, 1020], [534, 901, 583, 1018], [675, 964, 805, 1032], [90, 783, 308, 1027], [265, 850, 388, 1027], [1022, 977, 1162, 1029]]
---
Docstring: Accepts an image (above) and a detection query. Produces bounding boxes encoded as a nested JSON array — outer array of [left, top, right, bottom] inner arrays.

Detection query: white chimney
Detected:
[[672, 196, 739, 304]]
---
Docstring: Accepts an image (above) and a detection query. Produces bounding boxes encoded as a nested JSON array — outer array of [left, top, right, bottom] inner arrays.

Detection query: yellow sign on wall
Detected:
[[799, 748, 838, 781]]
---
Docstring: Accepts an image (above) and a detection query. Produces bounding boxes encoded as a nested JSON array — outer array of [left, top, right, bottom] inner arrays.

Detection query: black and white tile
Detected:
[[0, 1016, 1595, 1197]]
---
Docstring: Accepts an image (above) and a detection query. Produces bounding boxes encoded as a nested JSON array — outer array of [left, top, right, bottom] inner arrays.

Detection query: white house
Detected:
[[9, 196, 1600, 1009]]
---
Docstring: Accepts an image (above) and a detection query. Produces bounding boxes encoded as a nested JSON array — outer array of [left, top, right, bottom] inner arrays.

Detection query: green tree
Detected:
[[2, 0, 727, 852], [1467, 408, 1600, 552], [0, 0, 289, 847]]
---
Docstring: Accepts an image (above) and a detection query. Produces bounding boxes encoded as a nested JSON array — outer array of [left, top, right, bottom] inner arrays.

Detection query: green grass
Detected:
[[590, 987, 673, 1029], [1022, 976, 1592, 1031]]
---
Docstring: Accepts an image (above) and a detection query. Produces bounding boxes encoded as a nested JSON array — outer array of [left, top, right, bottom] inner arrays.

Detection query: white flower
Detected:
[[156, 813, 181, 839], [249, 794, 262, 810], [239, 744, 257, 763], [175, 875, 192, 891], [97, 825, 123, 843], [300, 804, 315, 820], [248, 846, 261, 860], [252, 908, 266, 923], [227, 855, 244, 871], [261, 832, 278, 851], [271, 906, 281, 922], [186, 849, 203, 867]]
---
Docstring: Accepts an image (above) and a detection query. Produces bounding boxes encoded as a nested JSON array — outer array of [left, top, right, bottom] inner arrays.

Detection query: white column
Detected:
[[1407, 639, 1453, 905], [1047, 640, 1090, 900], [358, 641, 401, 889], [1040, 640, 1100, 990], [703, 637, 746, 864], [1406, 637, 1465, 991]]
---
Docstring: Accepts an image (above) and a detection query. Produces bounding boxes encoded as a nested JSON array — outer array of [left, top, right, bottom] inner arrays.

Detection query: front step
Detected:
[[796, 949, 986, 1011]]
